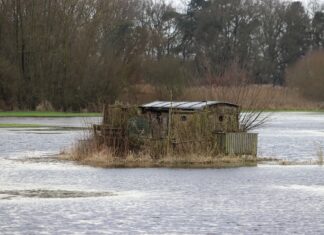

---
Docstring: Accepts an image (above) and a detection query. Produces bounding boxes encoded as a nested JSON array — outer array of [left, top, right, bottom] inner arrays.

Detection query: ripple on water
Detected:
[[1, 115, 324, 234], [0, 189, 115, 200], [274, 184, 324, 194]]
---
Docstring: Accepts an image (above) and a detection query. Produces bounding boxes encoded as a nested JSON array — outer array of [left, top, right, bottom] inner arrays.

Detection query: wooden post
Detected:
[[167, 90, 173, 156]]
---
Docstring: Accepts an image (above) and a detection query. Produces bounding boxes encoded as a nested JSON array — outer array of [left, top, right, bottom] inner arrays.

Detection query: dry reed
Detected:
[[124, 84, 322, 110], [63, 143, 257, 168], [317, 146, 324, 166], [182, 85, 322, 110], [61, 126, 257, 168]]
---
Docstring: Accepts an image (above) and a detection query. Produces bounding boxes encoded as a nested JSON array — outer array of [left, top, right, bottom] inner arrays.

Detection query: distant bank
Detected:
[[0, 111, 101, 118]]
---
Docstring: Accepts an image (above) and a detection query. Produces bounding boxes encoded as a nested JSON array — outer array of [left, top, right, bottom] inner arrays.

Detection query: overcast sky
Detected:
[[166, 0, 324, 11]]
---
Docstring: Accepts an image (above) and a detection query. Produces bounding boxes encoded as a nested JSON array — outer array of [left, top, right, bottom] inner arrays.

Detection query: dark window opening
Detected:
[[219, 115, 224, 122], [181, 115, 187, 122]]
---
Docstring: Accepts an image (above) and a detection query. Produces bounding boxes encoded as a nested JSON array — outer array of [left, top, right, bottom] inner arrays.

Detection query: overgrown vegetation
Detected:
[[62, 103, 259, 168], [63, 136, 257, 168], [0, 0, 324, 111]]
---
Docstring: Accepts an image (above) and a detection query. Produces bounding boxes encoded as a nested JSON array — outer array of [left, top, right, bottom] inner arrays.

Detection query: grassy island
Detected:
[[61, 102, 258, 169], [61, 146, 257, 169]]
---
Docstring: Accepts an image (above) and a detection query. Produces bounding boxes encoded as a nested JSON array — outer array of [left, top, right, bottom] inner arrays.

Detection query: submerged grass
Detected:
[[0, 123, 50, 128], [258, 156, 324, 166], [0, 123, 89, 129], [0, 111, 101, 117], [317, 146, 323, 166]]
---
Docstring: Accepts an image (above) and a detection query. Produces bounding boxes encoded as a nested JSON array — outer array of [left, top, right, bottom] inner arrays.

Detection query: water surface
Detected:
[[256, 112, 324, 160], [0, 113, 324, 234]]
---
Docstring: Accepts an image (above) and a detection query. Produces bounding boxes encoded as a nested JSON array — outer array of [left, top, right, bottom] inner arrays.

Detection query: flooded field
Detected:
[[256, 112, 324, 161], [1, 113, 324, 234]]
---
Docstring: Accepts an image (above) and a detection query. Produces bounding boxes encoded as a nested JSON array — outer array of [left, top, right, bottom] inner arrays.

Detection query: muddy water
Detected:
[[0, 113, 324, 234]]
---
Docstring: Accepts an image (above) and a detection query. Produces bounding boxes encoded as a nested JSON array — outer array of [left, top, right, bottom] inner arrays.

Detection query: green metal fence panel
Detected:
[[216, 133, 258, 156]]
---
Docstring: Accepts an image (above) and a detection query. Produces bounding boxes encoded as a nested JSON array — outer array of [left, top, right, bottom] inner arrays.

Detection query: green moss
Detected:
[[0, 111, 101, 117]]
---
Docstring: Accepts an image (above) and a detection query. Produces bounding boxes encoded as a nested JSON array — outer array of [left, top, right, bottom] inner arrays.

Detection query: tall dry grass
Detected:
[[317, 146, 324, 166], [120, 83, 321, 110], [63, 142, 257, 168], [61, 124, 257, 168], [125, 61, 322, 110], [182, 85, 321, 110]]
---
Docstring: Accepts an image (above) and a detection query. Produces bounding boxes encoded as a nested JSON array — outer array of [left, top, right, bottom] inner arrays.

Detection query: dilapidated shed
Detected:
[[94, 100, 257, 157], [140, 101, 240, 139]]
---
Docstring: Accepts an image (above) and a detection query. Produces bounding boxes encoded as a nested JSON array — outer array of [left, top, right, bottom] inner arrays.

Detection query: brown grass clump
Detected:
[[62, 136, 257, 168], [317, 146, 323, 166]]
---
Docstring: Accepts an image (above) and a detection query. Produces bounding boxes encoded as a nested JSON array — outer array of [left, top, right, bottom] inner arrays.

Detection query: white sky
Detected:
[[166, 0, 324, 11]]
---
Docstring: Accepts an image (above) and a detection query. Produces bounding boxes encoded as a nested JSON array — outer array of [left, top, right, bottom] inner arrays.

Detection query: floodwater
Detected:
[[0, 113, 324, 234], [256, 112, 324, 161]]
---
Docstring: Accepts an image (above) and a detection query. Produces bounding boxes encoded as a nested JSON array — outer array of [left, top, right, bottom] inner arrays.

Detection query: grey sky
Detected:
[[166, 0, 324, 11]]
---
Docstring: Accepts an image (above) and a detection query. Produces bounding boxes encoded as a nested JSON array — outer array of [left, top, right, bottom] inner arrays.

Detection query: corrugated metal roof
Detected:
[[140, 101, 238, 111]]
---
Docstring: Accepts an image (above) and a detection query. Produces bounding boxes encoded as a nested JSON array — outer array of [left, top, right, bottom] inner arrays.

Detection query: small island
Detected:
[[64, 101, 258, 168]]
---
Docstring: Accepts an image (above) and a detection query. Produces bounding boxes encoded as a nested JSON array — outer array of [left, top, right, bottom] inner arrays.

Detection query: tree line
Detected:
[[0, 0, 323, 111]]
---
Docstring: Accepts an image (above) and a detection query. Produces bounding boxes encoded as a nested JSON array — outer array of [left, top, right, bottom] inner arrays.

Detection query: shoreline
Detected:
[[59, 152, 258, 169], [0, 111, 101, 117], [59, 154, 324, 168]]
